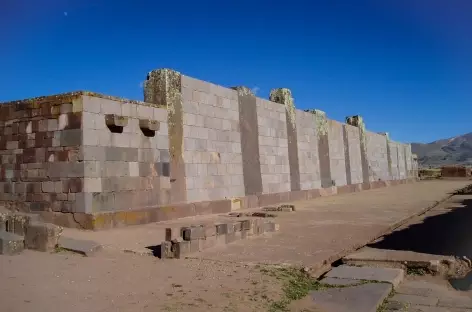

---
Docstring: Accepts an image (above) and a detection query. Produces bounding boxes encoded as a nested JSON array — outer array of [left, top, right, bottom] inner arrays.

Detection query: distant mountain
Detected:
[[411, 132, 472, 167]]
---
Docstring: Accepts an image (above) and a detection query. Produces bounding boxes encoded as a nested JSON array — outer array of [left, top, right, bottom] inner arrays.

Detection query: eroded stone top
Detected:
[[0, 91, 165, 109]]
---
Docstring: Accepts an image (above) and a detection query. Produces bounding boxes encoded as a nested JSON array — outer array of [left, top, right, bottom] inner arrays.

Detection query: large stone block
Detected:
[[0, 231, 24, 255], [25, 222, 63, 252], [9, 212, 41, 236]]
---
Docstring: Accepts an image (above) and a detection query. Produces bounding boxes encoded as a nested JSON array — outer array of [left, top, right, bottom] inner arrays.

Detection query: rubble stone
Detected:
[[24, 222, 63, 252], [0, 230, 24, 255]]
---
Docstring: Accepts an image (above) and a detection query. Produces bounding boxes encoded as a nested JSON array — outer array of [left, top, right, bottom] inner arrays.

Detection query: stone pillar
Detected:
[[378, 132, 393, 180], [412, 153, 419, 179], [306, 109, 332, 188], [342, 125, 352, 185], [346, 115, 370, 184], [269, 88, 300, 191], [231, 86, 263, 196], [144, 69, 187, 203]]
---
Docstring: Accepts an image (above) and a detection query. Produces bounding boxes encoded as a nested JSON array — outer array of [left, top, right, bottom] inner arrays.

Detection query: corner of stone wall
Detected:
[[144, 68, 187, 203]]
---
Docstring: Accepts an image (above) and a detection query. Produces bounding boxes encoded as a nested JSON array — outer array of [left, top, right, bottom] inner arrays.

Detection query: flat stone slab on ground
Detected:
[[344, 247, 453, 265], [385, 303, 472, 311], [390, 293, 439, 306], [0, 230, 24, 255], [386, 277, 472, 311], [319, 277, 361, 286], [326, 265, 404, 287], [58, 236, 102, 256], [310, 282, 392, 312]]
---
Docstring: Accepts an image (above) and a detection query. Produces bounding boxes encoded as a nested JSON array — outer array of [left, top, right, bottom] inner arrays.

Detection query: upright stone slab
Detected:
[[342, 125, 352, 185], [379, 132, 393, 179], [307, 110, 332, 188], [346, 115, 370, 184], [269, 88, 300, 191], [144, 69, 186, 203], [232, 87, 263, 196]]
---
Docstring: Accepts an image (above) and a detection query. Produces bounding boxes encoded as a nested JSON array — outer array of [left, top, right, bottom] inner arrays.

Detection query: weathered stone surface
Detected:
[[215, 223, 228, 235], [160, 240, 174, 259], [0, 210, 10, 231], [438, 297, 472, 309], [262, 205, 295, 212], [173, 239, 200, 259], [58, 236, 102, 256], [0, 230, 24, 255], [105, 114, 128, 127], [319, 277, 361, 286], [390, 293, 439, 306], [24, 222, 63, 252], [139, 119, 160, 131], [264, 222, 280, 232], [181, 226, 205, 241], [326, 265, 404, 287], [10, 212, 41, 236], [310, 282, 392, 312]]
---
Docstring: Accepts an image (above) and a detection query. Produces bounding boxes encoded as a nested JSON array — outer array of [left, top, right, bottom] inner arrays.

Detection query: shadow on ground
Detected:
[[368, 189, 472, 290], [368, 197, 472, 259]]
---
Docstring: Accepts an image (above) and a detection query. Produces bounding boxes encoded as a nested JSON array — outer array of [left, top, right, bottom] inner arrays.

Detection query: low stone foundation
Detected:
[[37, 178, 417, 230]]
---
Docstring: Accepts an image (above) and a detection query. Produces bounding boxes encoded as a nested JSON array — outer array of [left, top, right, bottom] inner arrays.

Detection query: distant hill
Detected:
[[411, 132, 472, 167]]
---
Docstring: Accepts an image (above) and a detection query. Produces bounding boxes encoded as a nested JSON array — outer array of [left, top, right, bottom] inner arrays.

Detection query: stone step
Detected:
[[326, 265, 405, 288], [0, 230, 25, 255], [310, 281, 392, 312], [159, 218, 279, 259]]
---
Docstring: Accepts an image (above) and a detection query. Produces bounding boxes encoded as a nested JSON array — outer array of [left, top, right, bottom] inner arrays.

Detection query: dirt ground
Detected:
[[1, 180, 470, 312]]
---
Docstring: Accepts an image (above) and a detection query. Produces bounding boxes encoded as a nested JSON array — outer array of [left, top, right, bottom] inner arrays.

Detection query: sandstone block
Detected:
[[240, 219, 251, 231], [105, 114, 128, 128], [0, 231, 24, 255], [204, 225, 216, 238], [265, 222, 280, 232], [0, 211, 10, 231], [10, 212, 41, 236], [139, 119, 160, 131], [25, 222, 63, 252], [215, 223, 228, 235], [160, 240, 174, 259], [181, 225, 205, 241], [173, 239, 200, 259], [58, 236, 102, 256]]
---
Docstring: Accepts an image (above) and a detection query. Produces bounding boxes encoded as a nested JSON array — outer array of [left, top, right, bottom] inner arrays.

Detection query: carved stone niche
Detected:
[[139, 119, 160, 137], [105, 114, 128, 133]]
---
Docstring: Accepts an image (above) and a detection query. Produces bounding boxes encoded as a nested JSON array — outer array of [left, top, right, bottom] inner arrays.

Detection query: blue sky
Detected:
[[1, 0, 471, 143]]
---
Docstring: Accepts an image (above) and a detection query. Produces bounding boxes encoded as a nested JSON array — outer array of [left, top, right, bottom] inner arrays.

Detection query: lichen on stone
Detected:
[[144, 68, 183, 159], [305, 109, 328, 136], [346, 115, 367, 147], [231, 86, 254, 97], [270, 88, 296, 125]]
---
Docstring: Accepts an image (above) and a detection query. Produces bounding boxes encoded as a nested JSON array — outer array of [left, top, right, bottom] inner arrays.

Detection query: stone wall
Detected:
[[256, 98, 291, 194], [365, 132, 389, 182], [79, 95, 170, 213], [328, 120, 347, 186], [0, 68, 418, 229], [344, 124, 363, 184], [180, 75, 244, 203], [0, 94, 84, 213], [295, 110, 321, 190]]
